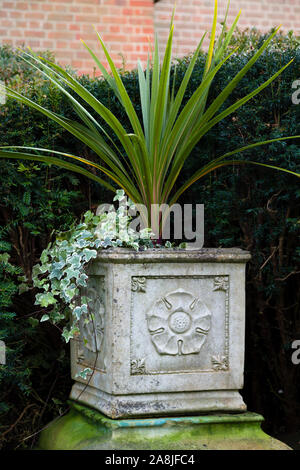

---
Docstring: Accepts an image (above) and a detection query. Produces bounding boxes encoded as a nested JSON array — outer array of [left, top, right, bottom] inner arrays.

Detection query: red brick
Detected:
[[24, 12, 44, 20], [0, 20, 13, 27], [102, 16, 128, 24], [29, 3, 41, 10], [74, 0, 100, 3], [10, 29, 23, 37], [110, 25, 121, 33], [15, 21, 27, 28], [41, 4, 54, 11], [8, 11, 22, 18], [48, 31, 75, 40], [130, 0, 152, 6], [41, 40, 55, 48], [2, 39, 13, 45], [29, 21, 41, 29], [18, 3, 29, 10], [24, 30, 45, 38], [75, 15, 100, 23], [47, 14, 73, 22], [102, 34, 128, 42], [26, 39, 41, 47], [69, 24, 81, 31]]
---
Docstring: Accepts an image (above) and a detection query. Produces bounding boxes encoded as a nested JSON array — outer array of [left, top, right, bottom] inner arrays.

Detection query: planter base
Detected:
[[38, 401, 291, 450], [70, 383, 246, 418]]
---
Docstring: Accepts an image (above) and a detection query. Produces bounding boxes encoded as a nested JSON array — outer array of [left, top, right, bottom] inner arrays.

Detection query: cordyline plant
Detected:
[[0, 1, 299, 234]]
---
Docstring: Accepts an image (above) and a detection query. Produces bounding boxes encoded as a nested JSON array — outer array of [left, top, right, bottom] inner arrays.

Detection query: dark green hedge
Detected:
[[0, 31, 299, 448]]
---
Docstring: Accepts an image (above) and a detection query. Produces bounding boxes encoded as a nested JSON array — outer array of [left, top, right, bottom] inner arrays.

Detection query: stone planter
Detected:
[[70, 248, 251, 419]]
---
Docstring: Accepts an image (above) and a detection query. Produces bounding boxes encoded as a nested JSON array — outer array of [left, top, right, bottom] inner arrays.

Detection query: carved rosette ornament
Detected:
[[147, 289, 211, 356]]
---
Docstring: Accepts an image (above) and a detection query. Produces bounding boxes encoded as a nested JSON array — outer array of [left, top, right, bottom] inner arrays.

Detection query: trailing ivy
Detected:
[[31, 190, 164, 345]]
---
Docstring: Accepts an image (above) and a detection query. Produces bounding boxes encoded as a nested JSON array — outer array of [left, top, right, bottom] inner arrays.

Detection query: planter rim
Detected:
[[94, 247, 251, 264]]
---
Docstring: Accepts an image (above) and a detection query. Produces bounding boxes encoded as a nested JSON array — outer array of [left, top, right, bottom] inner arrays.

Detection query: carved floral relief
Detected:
[[146, 289, 211, 356], [78, 287, 105, 360]]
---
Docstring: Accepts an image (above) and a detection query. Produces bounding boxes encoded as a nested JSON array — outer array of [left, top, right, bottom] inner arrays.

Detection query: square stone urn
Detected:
[[70, 248, 251, 419]]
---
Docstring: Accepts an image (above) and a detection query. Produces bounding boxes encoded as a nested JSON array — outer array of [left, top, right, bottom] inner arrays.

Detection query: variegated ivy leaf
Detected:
[[51, 310, 66, 323], [131, 242, 139, 251], [101, 237, 113, 248], [75, 223, 87, 230], [77, 273, 88, 287], [83, 210, 94, 223], [66, 253, 82, 269], [94, 239, 103, 249], [113, 239, 123, 247], [118, 230, 130, 242], [75, 368, 93, 380], [113, 189, 125, 201], [82, 248, 97, 262], [40, 314, 50, 322], [79, 230, 94, 239], [33, 277, 48, 290], [51, 278, 61, 290], [127, 198, 135, 210], [39, 263, 51, 274], [40, 249, 49, 264], [63, 286, 78, 302], [65, 266, 80, 280], [140, 228, 154, 239], [35, 292, 57, 307], [62, 326, 80, 343], [73, 304, 88, 320], [32, 263, 42, 279], [92, 216, 100, 225], [74, 238, 92, 248], [49, 269, 63, 281]]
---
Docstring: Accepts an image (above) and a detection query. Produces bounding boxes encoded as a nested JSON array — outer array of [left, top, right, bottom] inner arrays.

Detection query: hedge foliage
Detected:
[[0, 29, 299, 448]]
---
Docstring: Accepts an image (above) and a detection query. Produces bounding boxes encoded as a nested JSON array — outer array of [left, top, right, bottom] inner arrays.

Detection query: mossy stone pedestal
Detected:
[[38, 401, 290, 450]]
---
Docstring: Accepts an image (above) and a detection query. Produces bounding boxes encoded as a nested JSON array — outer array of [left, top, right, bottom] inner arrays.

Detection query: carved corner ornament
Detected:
[[146, 289, 211, 356], [131, 276, 146, 293], [131, 358, 146, 375], [211, 354, 228, 371], [213, 276, 229, 292]]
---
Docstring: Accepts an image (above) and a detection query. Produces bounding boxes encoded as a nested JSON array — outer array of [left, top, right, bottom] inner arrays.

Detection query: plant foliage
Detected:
[[0, 1, 299, 234]]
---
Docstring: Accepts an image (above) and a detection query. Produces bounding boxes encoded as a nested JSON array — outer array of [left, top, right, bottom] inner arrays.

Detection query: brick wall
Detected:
[[155, 0, 300, 59], [0, 0, 299, 75], [0, 0, 154, 74]]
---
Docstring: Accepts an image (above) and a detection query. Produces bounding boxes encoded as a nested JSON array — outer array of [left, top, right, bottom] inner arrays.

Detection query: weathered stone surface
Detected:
[[38, 402, 291, 450], [70, 248, 251, 418]]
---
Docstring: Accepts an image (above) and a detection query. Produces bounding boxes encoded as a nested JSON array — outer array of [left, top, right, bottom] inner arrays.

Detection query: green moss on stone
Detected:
[[38, 401, 291, 450]]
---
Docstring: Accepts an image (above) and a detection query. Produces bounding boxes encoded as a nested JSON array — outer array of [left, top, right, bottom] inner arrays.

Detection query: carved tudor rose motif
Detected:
[[147, 289, 211, 355]]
